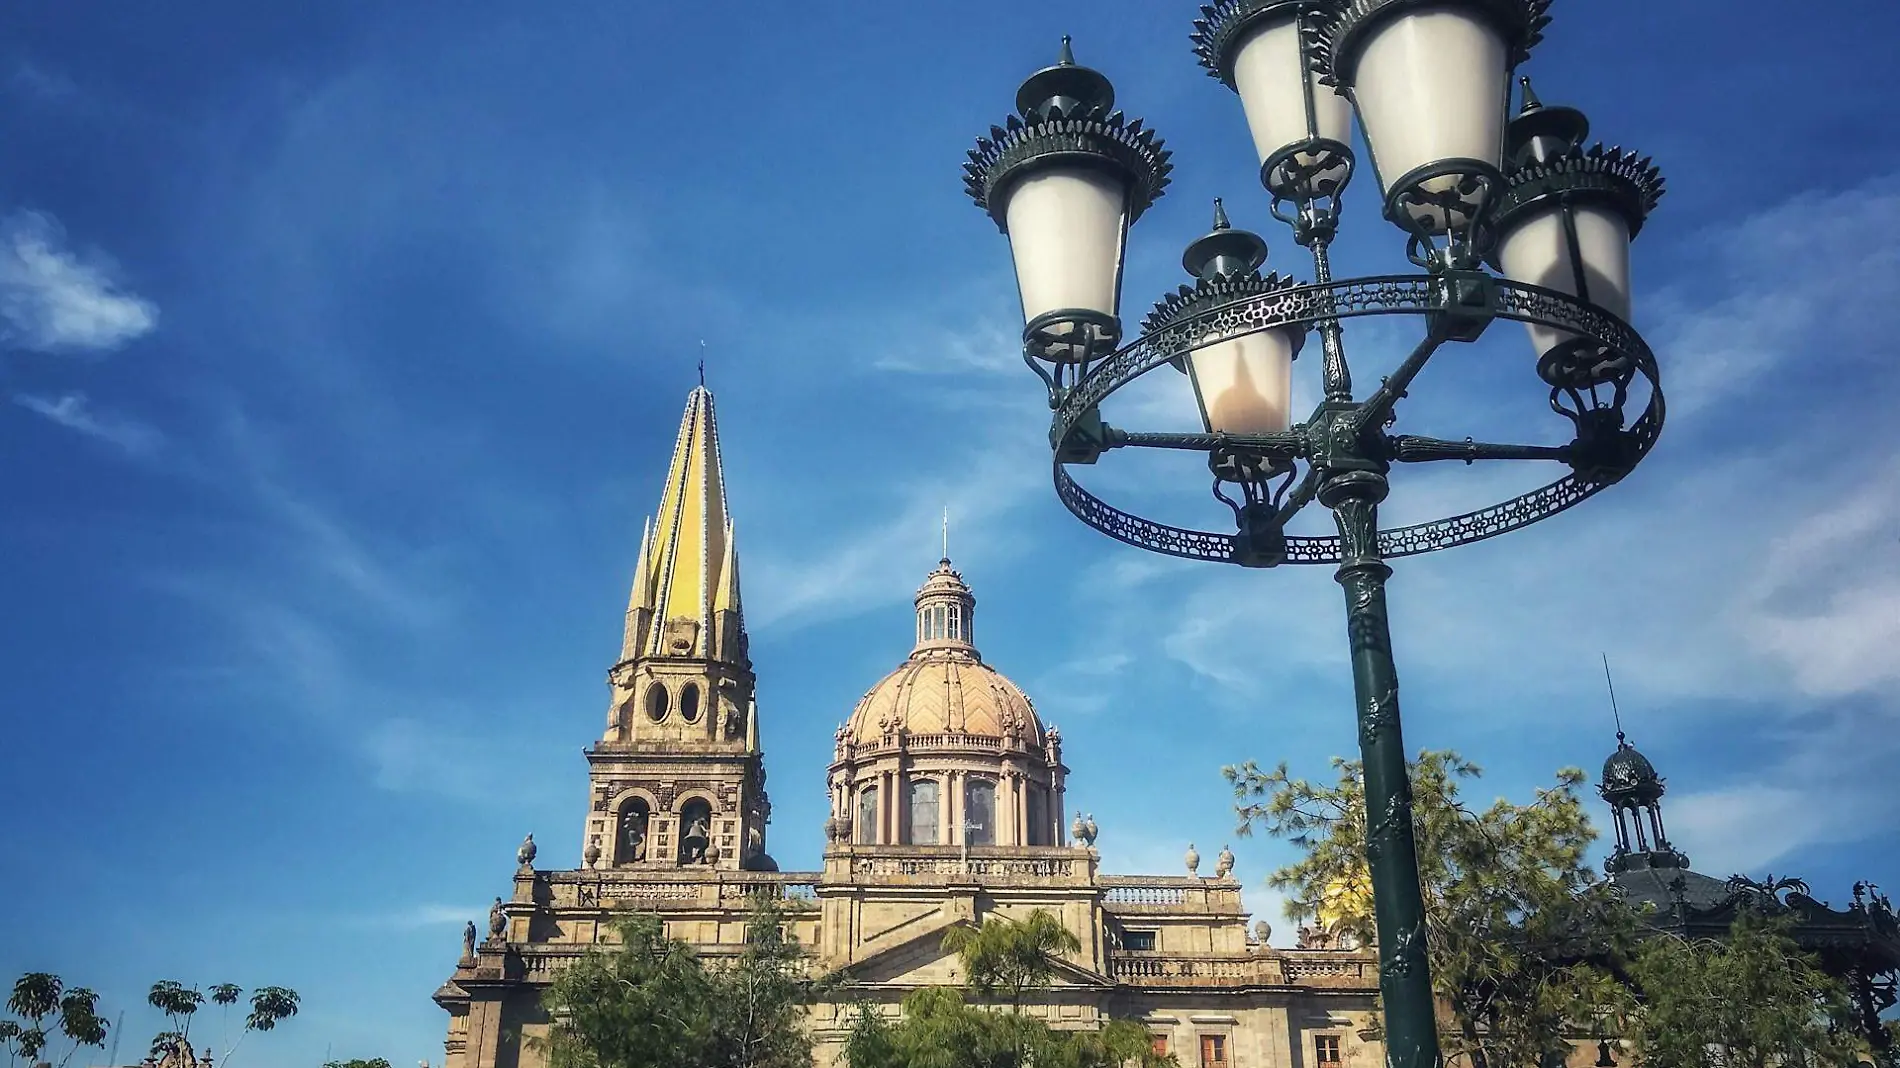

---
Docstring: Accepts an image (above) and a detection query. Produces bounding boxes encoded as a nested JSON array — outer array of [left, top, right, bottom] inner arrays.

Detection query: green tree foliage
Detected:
[[536, 900, 822, 1068], [2, 976, 294, 1068], [841, 988, 1172, 1068], [707, 907, 825, 1068], [939, 911, 1082, 1009], [844, 909, 1172, 1068], [1227, 751, 1637, 1068], [147, 981, 299, 1066], [1623, 909, 1862, 1068], [2, 973, 108, 1068]]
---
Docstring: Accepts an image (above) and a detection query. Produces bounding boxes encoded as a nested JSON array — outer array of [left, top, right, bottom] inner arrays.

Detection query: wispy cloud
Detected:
[[349, 903, 488, 930], [14, 391, 163, 455], [745, 313, 1051, 630], [1649, 173, 1900, 415], [8, 62, 76, 102], [0, 209, 158, 353]]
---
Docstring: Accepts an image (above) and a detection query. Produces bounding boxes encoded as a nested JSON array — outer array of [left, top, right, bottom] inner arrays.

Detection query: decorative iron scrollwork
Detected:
[[1049, 276, 1662, 565]]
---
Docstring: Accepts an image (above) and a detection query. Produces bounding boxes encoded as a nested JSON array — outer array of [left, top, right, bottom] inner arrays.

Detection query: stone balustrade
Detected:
[[822, 844, 1097, 886], [1098, 875, 1242, 914], [1107, 952, 1286, 986], [1281, 956, 1375, 983], [532, 870, 824, 910], [1102, 884, 1187, 905]]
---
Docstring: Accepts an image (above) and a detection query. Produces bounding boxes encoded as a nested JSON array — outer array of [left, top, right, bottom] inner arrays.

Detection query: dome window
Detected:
[[908, 779, 940, 844], [857, 786, 880, 845], [965, 779, 997, 846]]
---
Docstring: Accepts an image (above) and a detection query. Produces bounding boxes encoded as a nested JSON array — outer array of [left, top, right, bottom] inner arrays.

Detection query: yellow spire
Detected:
[[620, 386, 743, 665]]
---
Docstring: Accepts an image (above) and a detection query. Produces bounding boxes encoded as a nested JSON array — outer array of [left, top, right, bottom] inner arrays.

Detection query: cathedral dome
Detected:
[[848, 651, 1044, 745], [843, 558, 1045, 747]]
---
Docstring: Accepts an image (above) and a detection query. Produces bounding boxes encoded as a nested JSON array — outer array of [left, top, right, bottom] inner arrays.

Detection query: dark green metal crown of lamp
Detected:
[[962, 4, 1667, 1065]]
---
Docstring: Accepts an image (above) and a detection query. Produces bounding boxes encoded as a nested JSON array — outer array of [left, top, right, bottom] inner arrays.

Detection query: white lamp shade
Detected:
[[1497, 202, 1633, 356], [1231, 17, 1354, 165], [1187, 326, 1303, 435], [1352, 9, 1509, 220], [1004, 166, 1129, 326]]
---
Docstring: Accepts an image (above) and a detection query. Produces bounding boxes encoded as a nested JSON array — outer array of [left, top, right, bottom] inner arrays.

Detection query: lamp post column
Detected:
[[1323, 467, 1441, 1068]]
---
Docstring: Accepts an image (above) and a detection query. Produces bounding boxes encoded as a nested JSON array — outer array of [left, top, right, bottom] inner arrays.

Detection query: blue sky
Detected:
[[3, 0, 1899, 1063]]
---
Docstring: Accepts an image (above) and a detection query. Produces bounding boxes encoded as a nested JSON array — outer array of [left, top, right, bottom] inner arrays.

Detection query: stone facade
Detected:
[[433, 386, 1381, 1068]]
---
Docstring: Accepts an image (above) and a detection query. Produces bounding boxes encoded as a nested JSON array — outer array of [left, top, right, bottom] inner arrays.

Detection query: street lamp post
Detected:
[[962, 4, 1665, 1065]]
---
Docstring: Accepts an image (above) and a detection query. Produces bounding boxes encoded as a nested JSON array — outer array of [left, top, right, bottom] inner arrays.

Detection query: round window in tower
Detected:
[[680, 682, 702, 723], [645, 684, 670, 722]]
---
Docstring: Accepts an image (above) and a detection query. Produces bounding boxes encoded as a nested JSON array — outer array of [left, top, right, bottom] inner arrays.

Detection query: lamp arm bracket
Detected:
[[1387, 436, 1572, 464]]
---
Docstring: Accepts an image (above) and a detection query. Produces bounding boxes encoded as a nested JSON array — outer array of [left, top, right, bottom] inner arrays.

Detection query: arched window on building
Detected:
[[857, 786, 880, 845], [1026, 786, 1047, 846], [965, 779, 996, 846], [678, 798, 713, 864], [617, 798, 651, 863], [908, 779, 939, 845]]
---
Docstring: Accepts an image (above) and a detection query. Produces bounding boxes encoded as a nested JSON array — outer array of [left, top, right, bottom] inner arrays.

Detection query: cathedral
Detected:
[[432, 384, 1385, 1068]]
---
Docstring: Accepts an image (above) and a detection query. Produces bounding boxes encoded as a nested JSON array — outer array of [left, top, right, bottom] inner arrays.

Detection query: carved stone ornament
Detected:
[[1253, 920, 1273, 945], [516, 833, 537, 870], [583, 841, 602, 867], [662, 618, 699, 654], [1215, 844, 1235, 879], [487, 897, 506, 940], [1185, 843, 1201, 876], [462, 920, 477, 960]]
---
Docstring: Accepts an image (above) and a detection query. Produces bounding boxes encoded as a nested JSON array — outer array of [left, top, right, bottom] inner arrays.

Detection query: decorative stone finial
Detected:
[[583, 841, 601, 868], [1253, 919, 1273, 945], [517, 832, 537, 870], [1215, 844, 1235, 879], [488, 897, 507, 940], [1185, 843, 1201, 876], [1071, 812, 1098, 848]]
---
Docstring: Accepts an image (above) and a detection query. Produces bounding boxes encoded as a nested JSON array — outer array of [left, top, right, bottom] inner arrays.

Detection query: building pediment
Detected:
[[844, 917, 1113, 991]]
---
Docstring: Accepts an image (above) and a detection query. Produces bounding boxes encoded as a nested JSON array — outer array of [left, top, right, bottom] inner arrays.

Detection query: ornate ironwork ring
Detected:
[[1050, 275, 1662, 565]]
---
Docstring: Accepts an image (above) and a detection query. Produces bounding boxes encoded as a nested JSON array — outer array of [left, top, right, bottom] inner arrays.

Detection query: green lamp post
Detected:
[[963, 5, 1666, 1065]]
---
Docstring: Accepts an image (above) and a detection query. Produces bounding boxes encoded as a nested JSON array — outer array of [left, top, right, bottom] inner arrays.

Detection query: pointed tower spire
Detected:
[[590, 383, 769, 874], [620, 386, 744, 666]]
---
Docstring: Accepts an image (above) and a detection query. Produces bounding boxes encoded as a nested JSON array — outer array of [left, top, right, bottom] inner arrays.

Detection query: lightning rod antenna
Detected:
[[1602, 652, 1626, 742]]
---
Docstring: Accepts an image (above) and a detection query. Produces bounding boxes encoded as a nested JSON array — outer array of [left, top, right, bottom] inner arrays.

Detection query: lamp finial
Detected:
[[1058, 35, 1075, 66], [1211, 197, 1230, 231], [1518, 75, 1543, 114]]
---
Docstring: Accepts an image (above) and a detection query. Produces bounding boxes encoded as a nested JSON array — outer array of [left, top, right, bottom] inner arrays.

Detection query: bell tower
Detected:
[[580, 385, 773, 872]]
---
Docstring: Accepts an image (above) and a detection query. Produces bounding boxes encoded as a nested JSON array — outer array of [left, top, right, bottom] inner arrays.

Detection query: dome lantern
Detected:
[[914, 557, 977, 653]]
